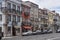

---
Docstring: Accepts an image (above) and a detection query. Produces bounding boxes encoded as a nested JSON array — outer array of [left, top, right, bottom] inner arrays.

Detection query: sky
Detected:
[[22, 0, 60, 14]]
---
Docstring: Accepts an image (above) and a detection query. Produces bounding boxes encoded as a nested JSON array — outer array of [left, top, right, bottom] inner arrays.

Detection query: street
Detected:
[[2, 33, 60, 40]]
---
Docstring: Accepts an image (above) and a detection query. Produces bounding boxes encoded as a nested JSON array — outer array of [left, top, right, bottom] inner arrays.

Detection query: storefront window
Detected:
[[17, 28, 20, 33], [8, 27, 11, 33]]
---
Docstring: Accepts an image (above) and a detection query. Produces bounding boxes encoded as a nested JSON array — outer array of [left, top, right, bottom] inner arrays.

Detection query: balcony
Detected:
[[16, 10, 21, 15], [1, 7, 15, 14], [41, 16, 48, 20], [21, 21, 31, 26], [41, 24, 48, 27], [1, 7, 22, 15], [1, 7, 8, 14], [30, 17, 34, 21], [35, 18, 39, 22]]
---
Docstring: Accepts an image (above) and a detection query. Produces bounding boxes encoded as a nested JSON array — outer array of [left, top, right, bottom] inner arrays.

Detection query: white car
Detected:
[[43, 30, 48, 33], [22, 31, 32, 36], [56, 29, 60, 33], [57, 29, 60, 31], [32, 30, 41, 35], [47, 29, 52, 33], [36, 30, 41, 33]]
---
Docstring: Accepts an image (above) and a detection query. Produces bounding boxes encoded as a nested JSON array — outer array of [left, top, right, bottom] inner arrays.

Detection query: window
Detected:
[[17, 6, 20, 14], [12, 4, 16, 10], [7, 3, 11, 9], [17, 28, 20, 33], [7, 15, 11, 21], [17, 16, 20, 22], [0, 14, 2, 21], [17, 6, 20, 11], [8, 27, 11, 33], [0, 27, 2, 32], [0, 2, 2, 10], [13, 15, 16, 21]]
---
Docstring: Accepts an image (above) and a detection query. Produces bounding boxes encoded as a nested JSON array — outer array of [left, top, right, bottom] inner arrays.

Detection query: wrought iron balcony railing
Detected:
[[1, 7, 21, 15]]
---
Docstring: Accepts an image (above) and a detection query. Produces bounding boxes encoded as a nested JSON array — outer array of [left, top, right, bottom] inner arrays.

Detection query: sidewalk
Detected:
[[2, 36, 22, 40]]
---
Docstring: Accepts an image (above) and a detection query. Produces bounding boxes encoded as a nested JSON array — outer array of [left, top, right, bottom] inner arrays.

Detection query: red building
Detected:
[[21, 2, 32, 33]]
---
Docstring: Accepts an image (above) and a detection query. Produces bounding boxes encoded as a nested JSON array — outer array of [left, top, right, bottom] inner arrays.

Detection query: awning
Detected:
[[23, 26, 32, 29]]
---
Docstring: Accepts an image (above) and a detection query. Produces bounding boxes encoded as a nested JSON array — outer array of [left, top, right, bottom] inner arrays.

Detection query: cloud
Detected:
[[22, 0, 60, 13]]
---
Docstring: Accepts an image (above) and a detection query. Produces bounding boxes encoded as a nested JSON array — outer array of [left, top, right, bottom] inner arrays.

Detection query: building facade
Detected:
[[53, 13, 60, 32], [22, 1, 39, 32], [21, 1, 32, 33], [38, 8, 49, 32], [0, 0, 22, 36]]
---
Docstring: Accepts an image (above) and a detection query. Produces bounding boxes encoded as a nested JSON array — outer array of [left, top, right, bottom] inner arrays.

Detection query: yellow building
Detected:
[[48, 11, 54, 29]]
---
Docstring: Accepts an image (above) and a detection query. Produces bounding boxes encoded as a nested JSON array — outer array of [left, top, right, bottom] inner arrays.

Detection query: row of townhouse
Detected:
[[22, 1, 60, 33], [0, 0, 60, 37], [0, 0, 32, 37], [38, 8, 60, 33]]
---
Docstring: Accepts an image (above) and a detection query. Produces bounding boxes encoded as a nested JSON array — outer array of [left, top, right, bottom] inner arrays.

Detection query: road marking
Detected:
[[47, 37, 60, 40]]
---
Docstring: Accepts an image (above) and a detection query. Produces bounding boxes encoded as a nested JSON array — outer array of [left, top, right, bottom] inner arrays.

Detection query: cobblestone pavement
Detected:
[[2, 33, 60, 40]]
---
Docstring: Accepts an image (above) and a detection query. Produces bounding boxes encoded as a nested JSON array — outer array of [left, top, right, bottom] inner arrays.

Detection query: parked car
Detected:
[[32, 31, 37, 35], [41, 29, 52, 34], [43, 30, 48, 34], [36, 30, 41, 34], [56, 29, 60, 33], [22, 31, 32, 36], [47, 29, 53, 33], [32, 30, 41, 35]]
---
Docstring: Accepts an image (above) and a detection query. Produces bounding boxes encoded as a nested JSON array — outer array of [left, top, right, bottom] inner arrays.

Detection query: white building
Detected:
[[0, 0, 22, 37]]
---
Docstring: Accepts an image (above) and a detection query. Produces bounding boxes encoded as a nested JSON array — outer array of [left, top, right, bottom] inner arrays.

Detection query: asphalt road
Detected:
[[2, 33, 60, 40]]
